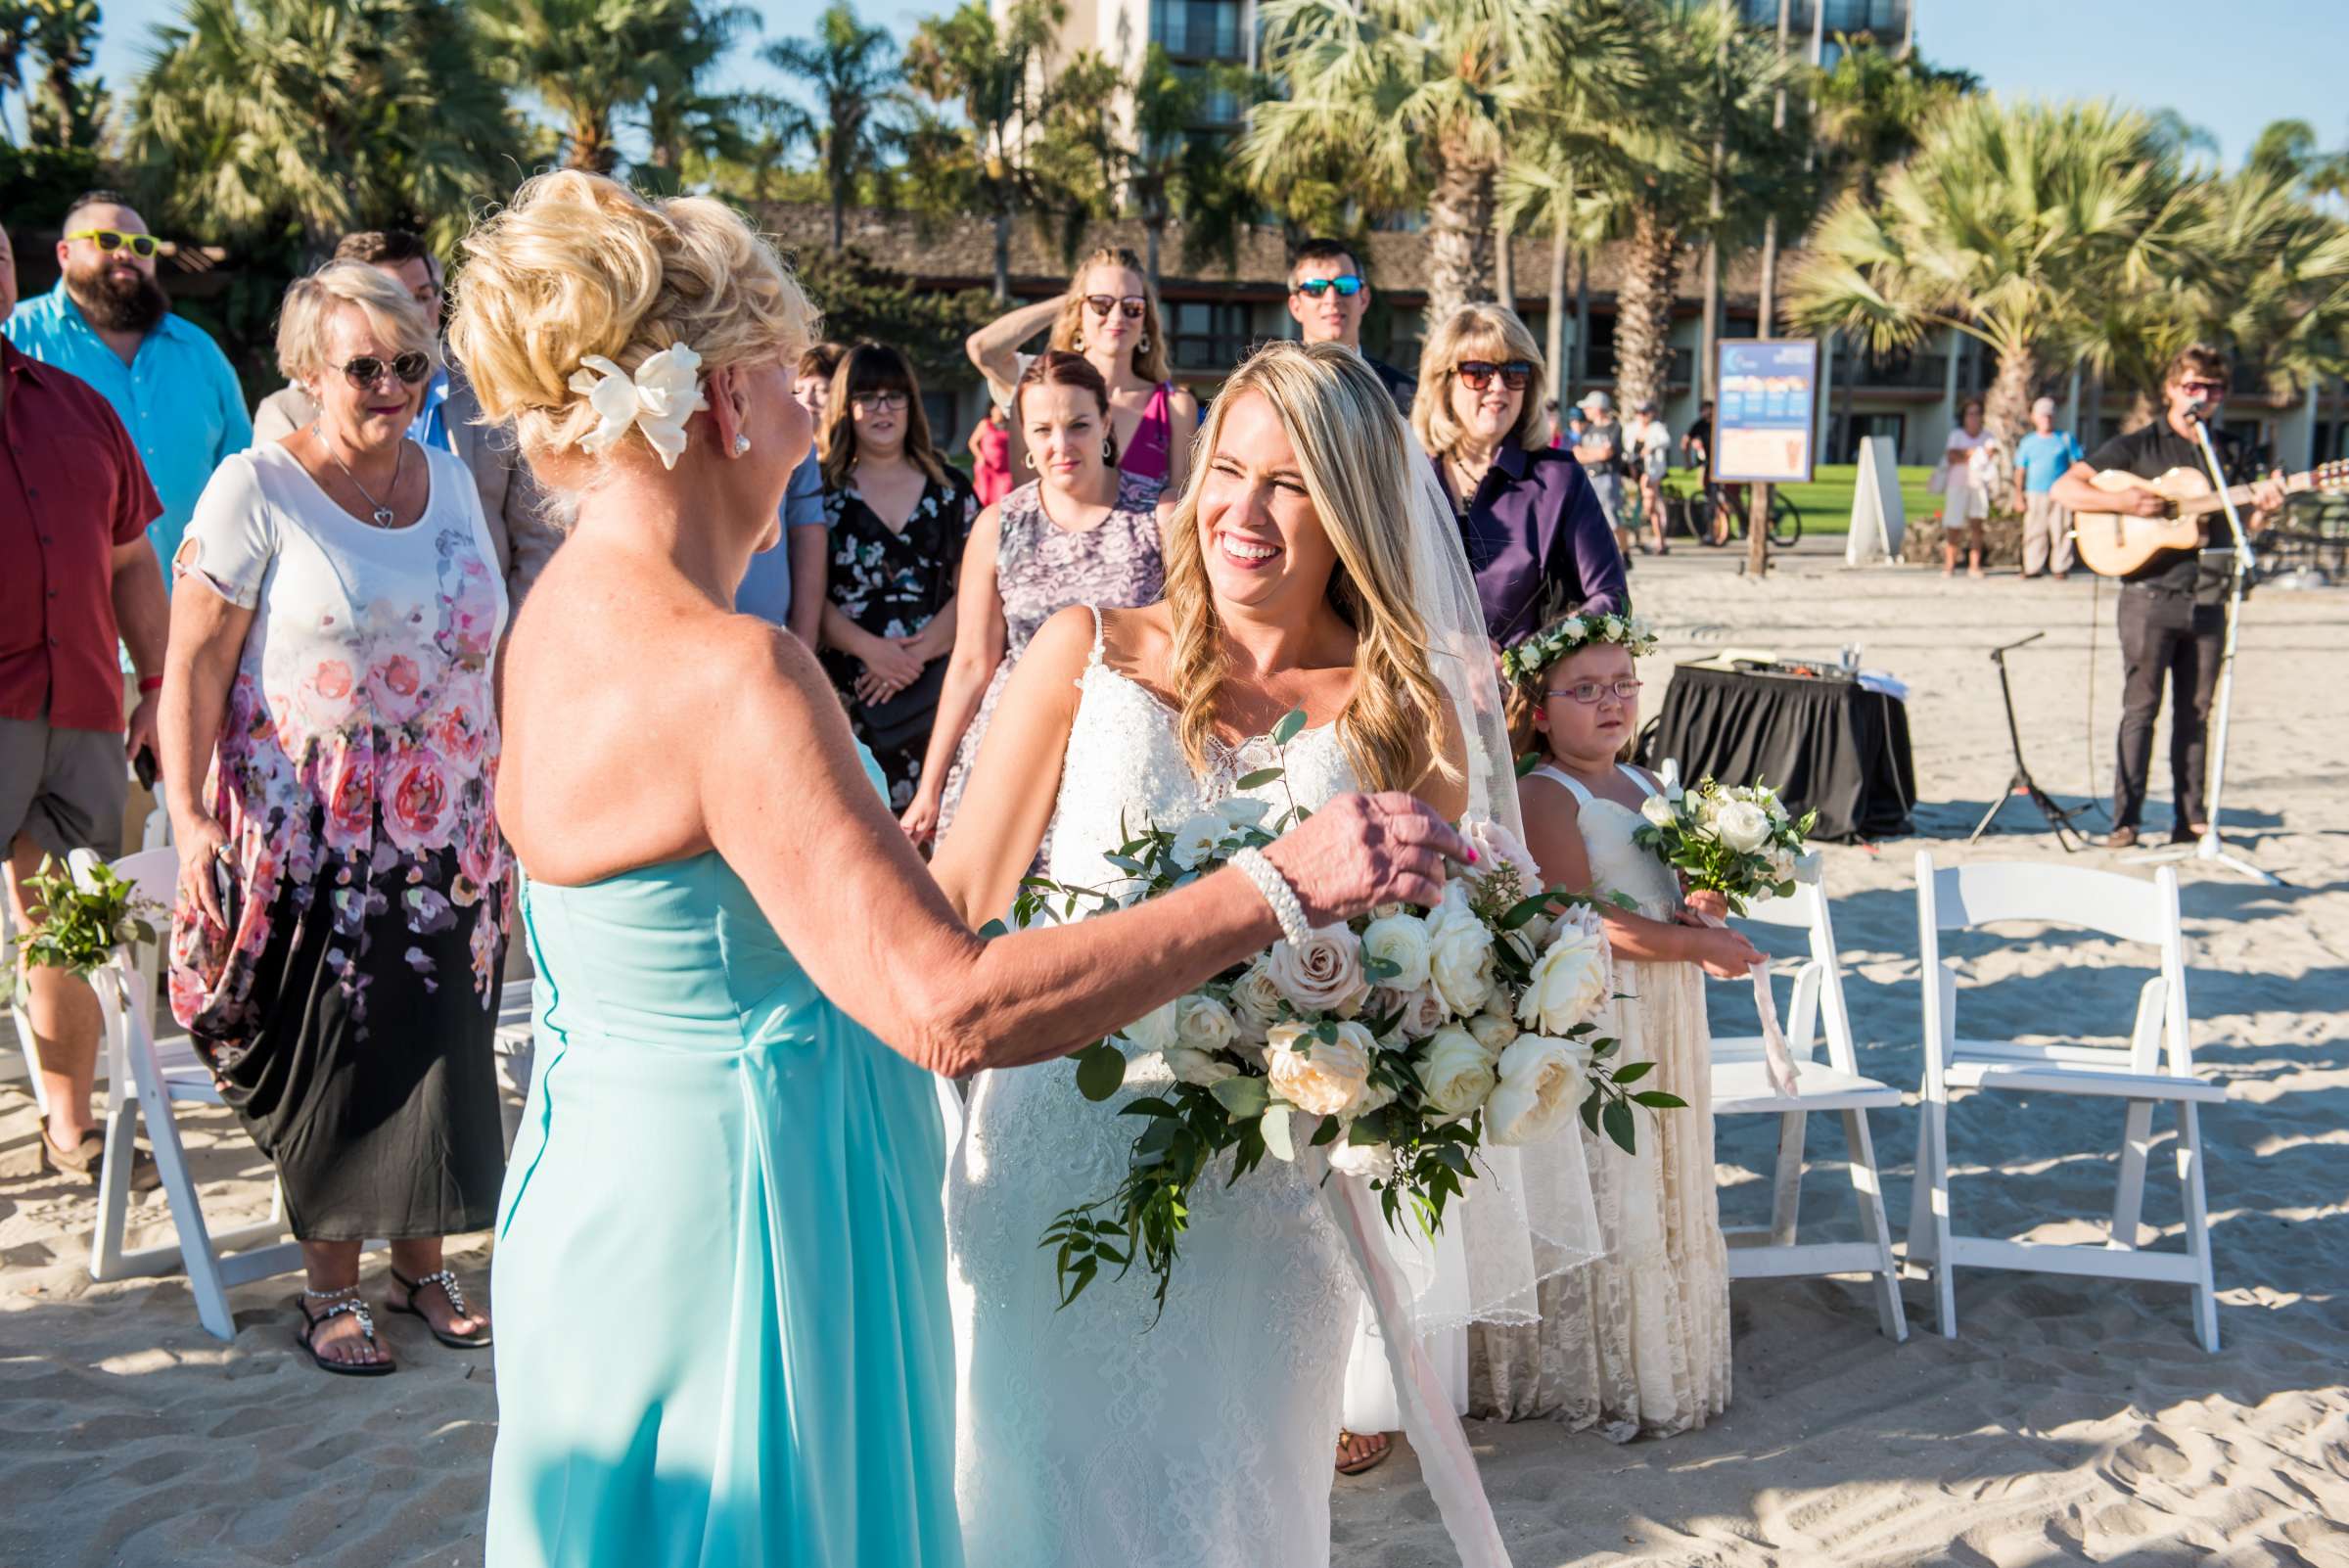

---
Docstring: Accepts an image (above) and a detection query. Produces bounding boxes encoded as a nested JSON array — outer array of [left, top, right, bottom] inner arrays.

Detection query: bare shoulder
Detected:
[[1096, 600, 1174, 674], [1167, 385, 1201, 422], [1519, 769, 1584, 820]]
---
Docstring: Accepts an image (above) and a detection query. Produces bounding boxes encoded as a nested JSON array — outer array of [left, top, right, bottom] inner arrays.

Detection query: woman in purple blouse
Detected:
[[1411, 304, 1628, 647]]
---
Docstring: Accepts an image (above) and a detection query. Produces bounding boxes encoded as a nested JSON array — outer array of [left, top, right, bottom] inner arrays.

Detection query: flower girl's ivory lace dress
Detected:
[[1470, 762, 1731, 1440], [945, 610, 1360, 1568]]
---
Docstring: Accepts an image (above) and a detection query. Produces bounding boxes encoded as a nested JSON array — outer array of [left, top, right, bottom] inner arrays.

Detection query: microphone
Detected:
[[2185, 399, 2213, 424]]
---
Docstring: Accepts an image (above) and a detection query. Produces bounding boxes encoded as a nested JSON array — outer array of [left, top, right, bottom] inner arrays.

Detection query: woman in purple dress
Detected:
[[904, 351, 1171, 846]]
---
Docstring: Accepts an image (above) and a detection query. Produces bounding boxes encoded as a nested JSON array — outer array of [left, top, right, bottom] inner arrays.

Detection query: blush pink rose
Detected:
[[382, 743, 459, 856], [319, 742, 376, 854], [368, 652, 429, 725], [454, 804, 506, 904]]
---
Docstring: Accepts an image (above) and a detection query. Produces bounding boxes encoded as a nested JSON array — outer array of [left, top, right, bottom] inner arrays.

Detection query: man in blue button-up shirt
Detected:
[[4, 190, 252, 583]]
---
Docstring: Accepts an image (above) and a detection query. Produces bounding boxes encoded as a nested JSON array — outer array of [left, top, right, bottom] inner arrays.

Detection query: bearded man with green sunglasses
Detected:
[[5, 189, 252, 581]]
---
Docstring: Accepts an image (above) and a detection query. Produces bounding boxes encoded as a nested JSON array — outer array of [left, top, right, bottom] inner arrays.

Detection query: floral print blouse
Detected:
[[167, 441, 511, 1045]]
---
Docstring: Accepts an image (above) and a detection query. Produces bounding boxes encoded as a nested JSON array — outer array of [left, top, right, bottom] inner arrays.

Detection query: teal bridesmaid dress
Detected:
[[484, 759, 959, 1567]]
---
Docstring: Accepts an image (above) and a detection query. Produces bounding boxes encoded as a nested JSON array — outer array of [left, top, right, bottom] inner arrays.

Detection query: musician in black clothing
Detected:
[[2050, 344, 2284, 849]]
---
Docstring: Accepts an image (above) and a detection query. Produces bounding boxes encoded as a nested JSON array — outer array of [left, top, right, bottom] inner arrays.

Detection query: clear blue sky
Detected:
[[76, 0, 2349, 173]]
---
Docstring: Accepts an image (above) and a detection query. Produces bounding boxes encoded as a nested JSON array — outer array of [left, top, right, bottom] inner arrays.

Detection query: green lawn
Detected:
[[1776, 463, 1942, 537]]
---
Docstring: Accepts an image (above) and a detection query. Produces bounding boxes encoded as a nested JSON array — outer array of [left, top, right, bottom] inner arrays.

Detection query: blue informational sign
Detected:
[[1713, 339, 1819, 484]]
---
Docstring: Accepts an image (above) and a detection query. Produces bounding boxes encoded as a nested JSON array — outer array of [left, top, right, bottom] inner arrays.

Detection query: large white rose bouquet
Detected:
[[1630, 771, 1818, 1093], [990, 711, 1672, 1315]]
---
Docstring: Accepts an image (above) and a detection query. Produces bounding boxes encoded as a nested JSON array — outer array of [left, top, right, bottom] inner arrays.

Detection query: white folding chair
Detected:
[[1907, 853, 2223, 1352], [3, 882, 52, 1115], [82, 847, 321, 1340], [1713, 862, 1907, 1340]]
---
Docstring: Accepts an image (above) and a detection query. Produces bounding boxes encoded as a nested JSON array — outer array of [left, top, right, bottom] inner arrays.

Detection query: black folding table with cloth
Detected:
[[1639, 662, 1915, 843]]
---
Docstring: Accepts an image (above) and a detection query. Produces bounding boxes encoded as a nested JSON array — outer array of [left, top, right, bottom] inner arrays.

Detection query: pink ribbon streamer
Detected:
[[1327, 1176, 1513, 1568], [1695, 908, 1801, 1097]]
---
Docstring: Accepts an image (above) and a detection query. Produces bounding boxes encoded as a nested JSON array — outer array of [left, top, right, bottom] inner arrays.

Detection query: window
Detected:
[[1169, 300, 1254, 374], [1153, 0, 1247, 62]]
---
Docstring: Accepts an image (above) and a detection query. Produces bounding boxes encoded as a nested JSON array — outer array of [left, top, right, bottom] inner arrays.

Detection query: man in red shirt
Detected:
[[0, 219, 170, 1184]]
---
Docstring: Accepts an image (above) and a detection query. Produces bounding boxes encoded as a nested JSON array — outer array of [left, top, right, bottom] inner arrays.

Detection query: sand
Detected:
[[5, 545, 2346, 1568]]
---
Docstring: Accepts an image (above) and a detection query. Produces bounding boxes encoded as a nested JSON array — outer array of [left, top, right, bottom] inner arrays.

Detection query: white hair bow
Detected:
[[568, 343, 710, 470]]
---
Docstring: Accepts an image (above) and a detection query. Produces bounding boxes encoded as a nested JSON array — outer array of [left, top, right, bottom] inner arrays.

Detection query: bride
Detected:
[[932, 342, 1543, 1568]]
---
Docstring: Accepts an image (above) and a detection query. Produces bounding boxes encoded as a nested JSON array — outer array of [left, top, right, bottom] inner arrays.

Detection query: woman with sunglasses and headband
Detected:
[[965, 246, 1199, 493], [1411, 303, 1628, 648], [160, 260, 509, 1375]]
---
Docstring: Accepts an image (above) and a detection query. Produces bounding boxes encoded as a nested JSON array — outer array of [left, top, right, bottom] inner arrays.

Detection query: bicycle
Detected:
[[1658, 475, 1803, 549]]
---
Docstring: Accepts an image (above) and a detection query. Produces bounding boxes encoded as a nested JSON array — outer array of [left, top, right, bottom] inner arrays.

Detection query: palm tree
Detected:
[[1240, 0, 1571, 325], [637, 3, 760, 193], [1602, 0, 1808, 418], [0, 1, 35, 142], [901, 0, 1063, 301], [1788, 96, 2191, 453], [25, 0, 103, 148], [767, 1, 898, 250], [1125, 47, 1256, 291], [1812, 35, 1975, 207], [132, 0, 518, 256], [2246, 117, 2349, 202], [473, 0, 695, 174]]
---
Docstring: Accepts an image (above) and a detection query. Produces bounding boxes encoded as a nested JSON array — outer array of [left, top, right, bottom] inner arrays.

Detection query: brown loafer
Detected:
[[2103, 827, 2140, 850]]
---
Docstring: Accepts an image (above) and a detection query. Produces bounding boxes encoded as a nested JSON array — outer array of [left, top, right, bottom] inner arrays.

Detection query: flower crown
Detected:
[[1499, 611, 1657, 684], [568, 343, 709, 470]]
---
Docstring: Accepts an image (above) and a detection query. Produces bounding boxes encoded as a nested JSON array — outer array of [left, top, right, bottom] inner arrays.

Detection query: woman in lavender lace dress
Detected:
[[904, 351, 1171, 846]]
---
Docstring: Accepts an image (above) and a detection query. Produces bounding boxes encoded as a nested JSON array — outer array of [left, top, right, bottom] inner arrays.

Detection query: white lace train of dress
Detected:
[[1469, 764, 1731, 1441], [946, 619, 1363, 1568]]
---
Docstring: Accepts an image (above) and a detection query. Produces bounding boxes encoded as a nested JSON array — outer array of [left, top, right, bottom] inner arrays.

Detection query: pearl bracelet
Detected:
[[1230, 847, 1312, 947]]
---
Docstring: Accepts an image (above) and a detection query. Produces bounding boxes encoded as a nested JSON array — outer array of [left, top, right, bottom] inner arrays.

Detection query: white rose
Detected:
[[1266, 925, 1370, 1016], [1360, 911, 1434, 993], [1466, 1009, 1520, 1055], [1329, 1139, 1398, 1180], [1228, 956, 1284, 1039], [1714, 799, 1772, 853], [1122, 997, 1180, 1054], [1561, 616, 1589, 641], [1516, 915, 1611, 1036], [1765, 846, 1797, 884], [1486, 1033, 1595, 1145], [1169, 811, 1229, 869], [1163, 1046, 1238, 1086], [1638, 793, 1680, 830], [1264, 1020, 1373, 1119], [1414, 1025, 1500, 1121], [1425, 883, 1497, 1016], [1216, 797, 1271, 831], [1175, 992, 1238, 1057]]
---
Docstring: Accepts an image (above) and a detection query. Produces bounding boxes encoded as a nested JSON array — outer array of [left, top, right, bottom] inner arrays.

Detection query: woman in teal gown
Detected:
[[449, 171, 1466, 1568]]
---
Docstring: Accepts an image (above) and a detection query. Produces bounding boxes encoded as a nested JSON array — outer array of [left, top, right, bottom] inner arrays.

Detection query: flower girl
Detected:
[[1474, 612, 1759, 1440]]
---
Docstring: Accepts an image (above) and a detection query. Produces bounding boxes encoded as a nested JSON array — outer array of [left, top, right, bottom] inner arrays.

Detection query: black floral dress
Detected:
[[820, 468, 976, 809]]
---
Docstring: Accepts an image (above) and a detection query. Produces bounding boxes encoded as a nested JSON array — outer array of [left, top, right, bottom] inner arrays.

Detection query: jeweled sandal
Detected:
[[297, 1288, 396, 1376], [387, 1267, 493, 1349]]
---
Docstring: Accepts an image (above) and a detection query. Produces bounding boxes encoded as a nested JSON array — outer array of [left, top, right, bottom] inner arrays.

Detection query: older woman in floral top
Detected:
[[160, 261, 505, 1376]]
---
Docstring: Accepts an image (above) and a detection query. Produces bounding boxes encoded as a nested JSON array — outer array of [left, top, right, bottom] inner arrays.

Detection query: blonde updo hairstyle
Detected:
[[447, 170, 818, 486], [1410, 302, 1549, 462], [276, 260, 440, 387], [1160, 340, 1452, 794]]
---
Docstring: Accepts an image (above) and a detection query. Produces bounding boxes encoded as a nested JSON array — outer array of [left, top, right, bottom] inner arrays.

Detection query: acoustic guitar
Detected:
[[2073, 461, 2349, 576]]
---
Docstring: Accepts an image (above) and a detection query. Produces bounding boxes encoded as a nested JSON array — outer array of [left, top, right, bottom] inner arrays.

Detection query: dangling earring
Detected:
[[1024, 451, 1038, 471], [1102, 437, 1117, 464], [1137, 334, 1150, 354], [732, 434, 752, 457]]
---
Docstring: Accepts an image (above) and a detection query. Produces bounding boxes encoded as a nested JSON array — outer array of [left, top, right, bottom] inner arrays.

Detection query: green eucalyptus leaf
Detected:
[[1310, 1114, 1341, 1147], [1612, 1060, 1654, 1084], [1075, 1043, 1128, 1102], [1630, 1090, 1688, 1109], [1210, 1074, 1269, 1118], [1260, 1106, 1296, 1163], [1602, 1097, 1636, 1154], [1234, 767, 1284, 790], [1271, 708, 1307, 746]]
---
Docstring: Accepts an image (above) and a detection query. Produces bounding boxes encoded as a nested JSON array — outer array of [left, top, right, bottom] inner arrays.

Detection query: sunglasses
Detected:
[[1084, 294, 1147, 320], [340, 352, 434, 390], [67, 228, 160, 258], [2177, 379, 2230, 399], [1291, 275, 1365, 300], [1456, 359, 1534, 392], [1546, 677, 1642, 705], [851, 390, 908, 412]]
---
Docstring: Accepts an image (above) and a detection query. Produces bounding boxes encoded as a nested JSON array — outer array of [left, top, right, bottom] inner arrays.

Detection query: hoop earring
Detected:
[[1024, 451, 1038, 471], [1102, 437, 1117, 463], [1137, 335, 1150, 354]]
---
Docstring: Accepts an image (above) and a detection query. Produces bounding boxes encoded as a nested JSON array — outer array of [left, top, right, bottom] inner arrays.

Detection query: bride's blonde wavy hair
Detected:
[[1163, 341, 1452, 793], [447, 170, 818, 477]]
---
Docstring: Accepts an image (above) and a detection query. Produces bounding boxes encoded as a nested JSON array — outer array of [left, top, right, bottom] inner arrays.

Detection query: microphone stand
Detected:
[[1968, 630, 2094, 851], [2125, 407, 2281, 886]]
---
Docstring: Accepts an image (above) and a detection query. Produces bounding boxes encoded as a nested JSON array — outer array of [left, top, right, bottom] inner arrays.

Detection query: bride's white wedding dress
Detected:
[[946, 610, 1362, 1568]]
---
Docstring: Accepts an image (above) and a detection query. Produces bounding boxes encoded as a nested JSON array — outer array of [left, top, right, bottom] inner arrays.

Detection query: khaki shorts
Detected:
[[0, 714, 127, 863]]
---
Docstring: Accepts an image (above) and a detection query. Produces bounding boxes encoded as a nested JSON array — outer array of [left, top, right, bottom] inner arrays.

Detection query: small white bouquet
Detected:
[[989, 711, 1678, 1314], [1632, 771, 1817, 1092]]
